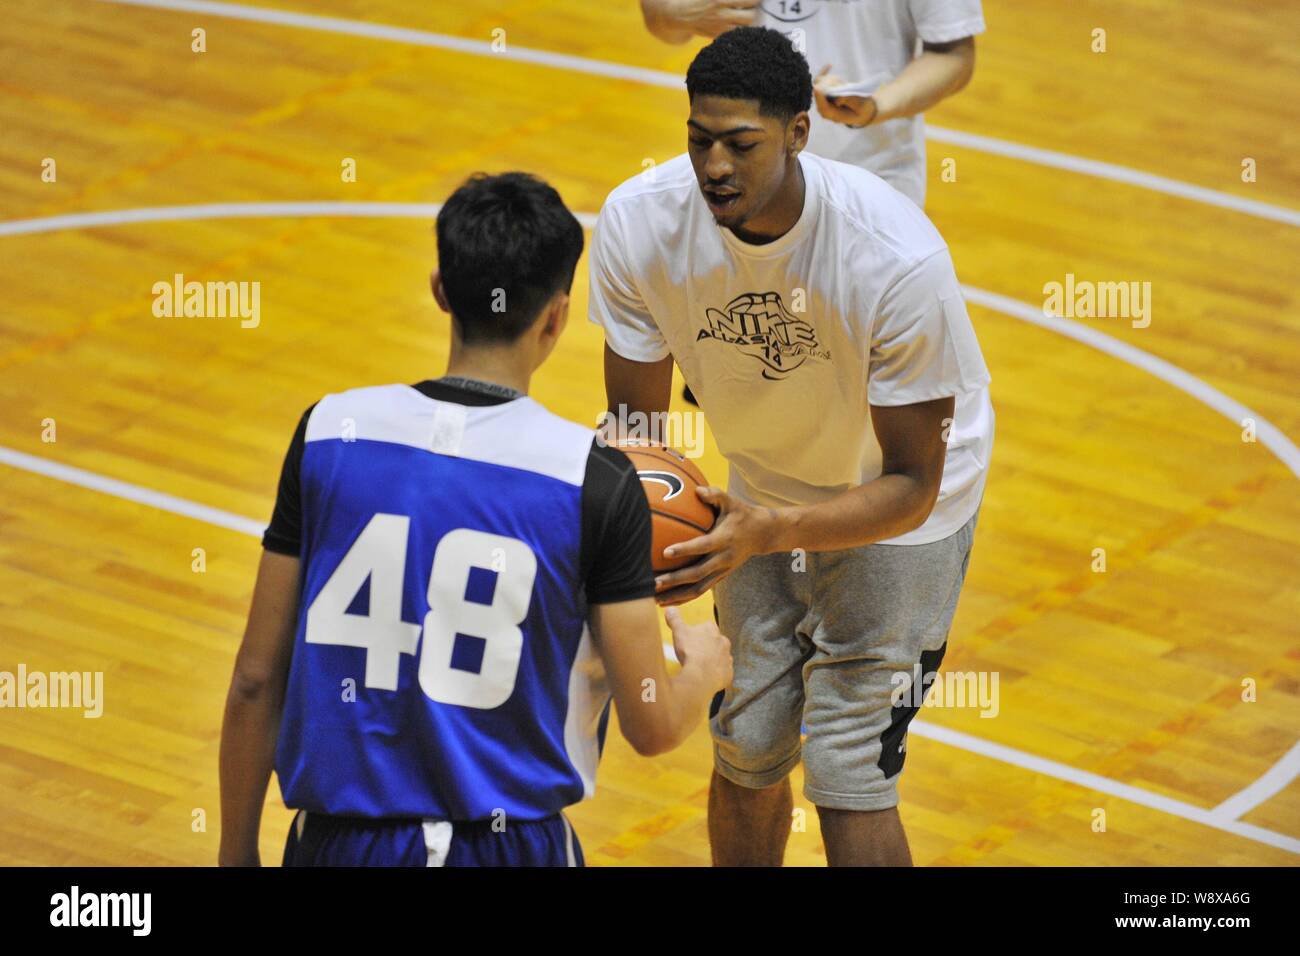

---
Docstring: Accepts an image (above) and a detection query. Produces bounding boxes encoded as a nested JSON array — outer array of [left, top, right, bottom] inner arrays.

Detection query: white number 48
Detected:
[[305, 513, 537, 709]]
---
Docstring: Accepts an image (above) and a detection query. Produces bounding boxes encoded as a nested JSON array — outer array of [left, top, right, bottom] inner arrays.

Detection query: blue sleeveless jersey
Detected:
[[274, 384, 611, 822]]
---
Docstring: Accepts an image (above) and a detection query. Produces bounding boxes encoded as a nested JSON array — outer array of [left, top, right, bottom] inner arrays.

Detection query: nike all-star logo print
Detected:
[[638, 470, 685, 500], [697, 291, 832, 379]]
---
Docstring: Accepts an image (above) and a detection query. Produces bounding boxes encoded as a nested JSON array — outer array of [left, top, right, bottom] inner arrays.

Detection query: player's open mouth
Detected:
[[704, 189, 741, 214]]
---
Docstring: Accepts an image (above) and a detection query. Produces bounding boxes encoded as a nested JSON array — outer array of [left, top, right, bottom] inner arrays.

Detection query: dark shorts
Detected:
[[282, 810, 583, 867]]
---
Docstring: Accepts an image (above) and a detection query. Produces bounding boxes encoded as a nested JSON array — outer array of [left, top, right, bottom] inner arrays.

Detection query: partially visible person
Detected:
[[641, 0, 761, 44], [640, 0, 983, 207]]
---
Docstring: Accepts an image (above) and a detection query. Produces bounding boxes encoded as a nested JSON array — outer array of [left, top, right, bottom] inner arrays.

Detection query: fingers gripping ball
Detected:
[[617, 440, 717, 572]]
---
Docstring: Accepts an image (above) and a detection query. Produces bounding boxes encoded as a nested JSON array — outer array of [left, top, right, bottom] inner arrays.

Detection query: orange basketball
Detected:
[[616, 440, 717, 572]]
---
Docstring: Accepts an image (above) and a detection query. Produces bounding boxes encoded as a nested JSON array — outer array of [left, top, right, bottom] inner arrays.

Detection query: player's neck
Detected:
[[442, 348, 532, 395], [728, 160, 805, 246]]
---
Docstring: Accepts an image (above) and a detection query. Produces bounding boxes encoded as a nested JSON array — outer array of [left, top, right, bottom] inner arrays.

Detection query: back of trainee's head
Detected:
[[436, 172, 584, 345], [685, 26, 813, 123]]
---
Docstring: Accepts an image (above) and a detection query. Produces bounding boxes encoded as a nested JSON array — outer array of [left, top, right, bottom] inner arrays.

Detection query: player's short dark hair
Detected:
[[685, 26, 813, 123], [436, 171, 584, 346]]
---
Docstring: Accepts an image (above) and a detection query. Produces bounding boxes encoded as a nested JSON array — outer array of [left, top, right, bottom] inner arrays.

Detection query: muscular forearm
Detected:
[[218, 682, 284, 865], [871, 43, 975, 124], [769, 470, 941, 554]]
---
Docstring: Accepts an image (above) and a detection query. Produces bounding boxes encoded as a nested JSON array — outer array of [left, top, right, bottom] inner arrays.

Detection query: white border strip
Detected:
[[91, 0, 1300, 227], [2, 198, 1297, 854]]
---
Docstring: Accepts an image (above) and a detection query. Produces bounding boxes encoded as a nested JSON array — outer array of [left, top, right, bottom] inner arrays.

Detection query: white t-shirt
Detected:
[[588, 151, 993, 545], [756, 0, 986, 206]]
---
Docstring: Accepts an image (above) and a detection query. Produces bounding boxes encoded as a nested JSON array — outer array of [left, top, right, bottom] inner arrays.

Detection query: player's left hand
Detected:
[[812, 64, 878, 128], [654, 486, 779, 606]]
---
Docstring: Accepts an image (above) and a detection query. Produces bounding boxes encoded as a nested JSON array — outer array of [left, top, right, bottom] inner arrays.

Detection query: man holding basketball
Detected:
[[590, 27, 993, 866]]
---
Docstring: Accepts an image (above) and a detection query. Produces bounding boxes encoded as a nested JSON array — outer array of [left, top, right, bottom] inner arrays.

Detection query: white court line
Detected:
[[2, 439, 1297, 856], [915, 722, 1300, 855], [93, 0, 1300, 228], [4, 200, 1298, 484], [2, 199, 1298, 854], [1212, 739, 1300, 823], [0, 202, 596, 237], [960, 286, 1300, 481], [0, 445, 265, 536]]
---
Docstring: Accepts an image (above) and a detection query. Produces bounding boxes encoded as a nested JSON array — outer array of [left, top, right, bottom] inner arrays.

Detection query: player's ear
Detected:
[[789, 112, 810, 154], [542, 290, 569, 340], [430, 269, 450, 312]]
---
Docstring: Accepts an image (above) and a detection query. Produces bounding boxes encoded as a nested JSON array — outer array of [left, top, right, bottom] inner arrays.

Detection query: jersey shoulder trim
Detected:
[[305, 385, 594, 487]]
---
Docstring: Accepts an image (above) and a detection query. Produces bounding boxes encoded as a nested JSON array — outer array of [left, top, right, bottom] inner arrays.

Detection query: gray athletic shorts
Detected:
[[709, 508, 980, 812]]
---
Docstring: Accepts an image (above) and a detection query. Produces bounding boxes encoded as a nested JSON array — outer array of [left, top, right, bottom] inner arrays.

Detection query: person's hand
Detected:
[[813, 64, 879, 128], [654, 486, 780, 606], [665, 0, 761, 39], [664, 606, 733, 691]]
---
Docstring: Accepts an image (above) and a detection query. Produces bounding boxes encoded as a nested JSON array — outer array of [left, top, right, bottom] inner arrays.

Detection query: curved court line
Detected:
[[1, 199, 1297, 849], [960, 286, 1300, 481], [1211, 739, 1300, 823], [94, 0, 1300, 228], [3, 199, 1296, 484], [915, 722, 1300, 855]]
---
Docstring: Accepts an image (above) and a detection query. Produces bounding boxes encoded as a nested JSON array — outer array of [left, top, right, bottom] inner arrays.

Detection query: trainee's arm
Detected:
[[218, 550, 300, 866]]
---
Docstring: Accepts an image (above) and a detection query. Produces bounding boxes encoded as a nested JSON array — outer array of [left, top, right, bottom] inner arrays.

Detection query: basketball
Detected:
[[617, 440, 717, 572]]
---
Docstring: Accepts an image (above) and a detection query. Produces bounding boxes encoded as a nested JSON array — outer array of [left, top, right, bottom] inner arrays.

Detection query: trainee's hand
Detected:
[[813, 64, 879, 127], [654, 486, 779, 606], [665, 0, 761, 39], [664, 606, 733, 691]]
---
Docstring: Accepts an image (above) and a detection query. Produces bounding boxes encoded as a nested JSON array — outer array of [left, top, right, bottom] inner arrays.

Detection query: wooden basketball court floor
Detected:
[[0, 0, 1297, 866]]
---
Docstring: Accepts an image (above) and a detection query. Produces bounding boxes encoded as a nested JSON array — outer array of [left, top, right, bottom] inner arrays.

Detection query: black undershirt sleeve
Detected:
[[261, 404, 314, 556], [580, 440, 656, 605]]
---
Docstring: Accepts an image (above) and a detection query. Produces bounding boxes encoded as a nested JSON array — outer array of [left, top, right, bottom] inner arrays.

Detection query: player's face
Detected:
[[687, 95, 796, 230]]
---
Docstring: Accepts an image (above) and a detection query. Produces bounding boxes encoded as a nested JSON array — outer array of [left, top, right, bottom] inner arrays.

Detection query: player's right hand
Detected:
[[665, 606, 733, 690]]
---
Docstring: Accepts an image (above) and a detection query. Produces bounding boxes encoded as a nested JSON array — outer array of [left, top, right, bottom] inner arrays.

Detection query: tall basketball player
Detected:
[[219, 172, 732, 867], [589, 27, 993, 866]]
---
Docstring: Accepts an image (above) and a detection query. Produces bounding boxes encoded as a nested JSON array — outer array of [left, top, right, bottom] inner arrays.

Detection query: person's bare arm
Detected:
[[603, 343, 674, 423], [814, 37, 976, 128], [654, 395, 954, 604], [218, 550, 301, 866], [769, 395, 953, 550], [588, 600, 731, 755], [639, 0, 760, 45]]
